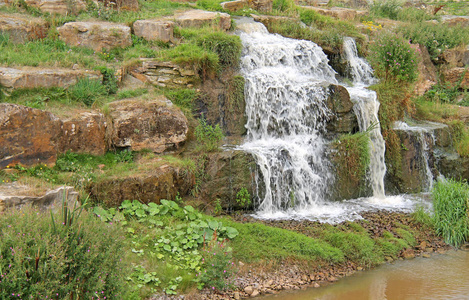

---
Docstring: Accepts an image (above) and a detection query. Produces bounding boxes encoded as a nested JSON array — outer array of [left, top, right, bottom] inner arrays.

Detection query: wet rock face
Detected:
[[0, 67, 102, 90], [88, 165, 194, 207], [0, 103, 62, 168], [174, 9, 231, 31], [57, 22, 132, 51], [325, 84, 359, 135], [108, 97, 189, 153], [133, 20, 174, 43], [59, 112, 108, 156], [0, 13, 48, 43]]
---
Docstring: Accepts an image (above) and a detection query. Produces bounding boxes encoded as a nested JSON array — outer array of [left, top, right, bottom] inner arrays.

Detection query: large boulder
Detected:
[[0, 67, 102, 90], [413, 44, 438, 96], [88, 164, 194, 207], [57, 21, 132, 51], [0, 13, 48, 43], [108, 97, 189, 153], [0, 103, 62, 168], [59, 112, 108, 156], [133, 20, 174, 43], [0, 184, 78, 212], [174, 10, 231, 31], [22, 0, 86, 15]]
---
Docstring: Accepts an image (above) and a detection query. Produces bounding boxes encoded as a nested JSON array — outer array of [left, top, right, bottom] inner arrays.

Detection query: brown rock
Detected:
[[89, 164, 194, 207], [0, 185, 78, 212], [313, 283, 320, 288], [98, 0, 139, 11], [0, 67, 102, 90], [0, 103, 62, 168], [57, 21, 132, 51], [251, 289, 259, 297], [422, 253, 431, 258], [441, 15, 469, 27], [108, 96, 188, 153], [234, 292, 240, 300], [220, 0, 247, 11], [412, 44, 438, 96], [418, 241, 427, 250], [442, 46, 469, 68], [326, 84, 358, 135], [22, 0, 86, 15], [443, 67, 469, 89], [248, 0, 272, 12], [402, 248, 415, 260], [133, 20, 174, 43], [174, 9, 231, 31], [244, 286, 254, 295], [299, 6, 366, 21], [0, 13, 48, 43], [59, 112, 108, 155]]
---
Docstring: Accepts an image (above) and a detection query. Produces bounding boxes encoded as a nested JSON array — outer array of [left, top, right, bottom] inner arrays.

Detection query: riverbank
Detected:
[[191, 210, 450, 300]]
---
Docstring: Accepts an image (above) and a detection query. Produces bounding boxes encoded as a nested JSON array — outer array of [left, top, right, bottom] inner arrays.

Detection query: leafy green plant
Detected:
[[95, 66, 118, 94], [369, 0, 400, 20], [195, 117, 224, 152], [368, 32, 418, 83], [432, 179, 469, 248], [236, 187, 251, 208]]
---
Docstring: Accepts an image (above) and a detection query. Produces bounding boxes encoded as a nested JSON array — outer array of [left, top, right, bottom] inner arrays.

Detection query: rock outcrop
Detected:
[[248, 0, 272, 12], [133, 20, 174, 43], [59, 112, 108, 156], [0, 103, 62, 168], [220, 0, 247, 11], [0, 184, 78, 212], [441, 15, 469, 27], [413, 44, 438, 96], [21, 0, 86, 15], [57, 21, 132, 51], [0, 67, 102, 90], [443, 67, 469, 89], [441, 46, 469, 68], [130, 59, 198, 88], [325, 84, 358, 135], [299, 6, 366, 20], [174, 10, 231, 31], [108, 97, 189, 153], [0, 13, 48, 43], [88, 164, 194, 207]]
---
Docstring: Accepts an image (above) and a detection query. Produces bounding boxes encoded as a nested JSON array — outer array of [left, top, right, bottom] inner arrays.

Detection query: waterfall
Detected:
[[343, 37, 386, 198], [239, 25, 339, 217]]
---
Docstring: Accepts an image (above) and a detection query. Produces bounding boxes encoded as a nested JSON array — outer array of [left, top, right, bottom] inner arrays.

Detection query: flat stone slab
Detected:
[[133, 19, 174, 43], [174, 9, 231, 31], [57, 21, 132, 51], [0, 184, 78, 212], [1, 0, 87, 15], [0, 13, 48, 43], [0, 67, 102, 90], [221, 0, 247, 11]]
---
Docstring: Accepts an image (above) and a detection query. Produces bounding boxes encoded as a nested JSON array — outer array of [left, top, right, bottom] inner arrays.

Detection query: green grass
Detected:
[[164, 88, 199, 110], [432, 179, 469, 248]]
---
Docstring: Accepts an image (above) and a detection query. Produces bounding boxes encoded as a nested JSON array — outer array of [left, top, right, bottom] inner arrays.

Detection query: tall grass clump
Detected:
[[369, 0, 401, 20], [368, 31, 418, 83], [0, 205, 129, 298], [432, 179, 469, 248], [68, 78, 107, 107], [196, 32, 242, 68]]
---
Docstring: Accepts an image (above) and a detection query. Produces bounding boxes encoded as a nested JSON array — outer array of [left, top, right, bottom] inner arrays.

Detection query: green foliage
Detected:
[[165, 88, 199, 110], [369, 0, 400, 20], [273, 0, 295, 12], [14, 164, 60, 184], [411, 206, 433, 228], [95, 66, 118, 95], [117, 88, 148, 99], [195, 117, 224, 152], [94, 200, 239, 295], [68, 78, 107, 107], [214, 198, 222, 215], [0, 206, 128, 299], [448, 120, 469, 157], [236, 187, 251, 208], [332, 131, 370, 190], [196, 32, 242, 68], [397, 7, 434, 23], [399, 23, 469, 60], [160, 43, 219, 77], [197, 238, 236, 291], [432, 179, 469, 248], [196, 0, 223, 11], [368, 32, 418, 83]]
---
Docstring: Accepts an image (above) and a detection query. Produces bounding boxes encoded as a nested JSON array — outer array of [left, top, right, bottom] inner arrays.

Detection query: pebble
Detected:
[[422, 253, 431, 258], [244, 286, 253, 295]]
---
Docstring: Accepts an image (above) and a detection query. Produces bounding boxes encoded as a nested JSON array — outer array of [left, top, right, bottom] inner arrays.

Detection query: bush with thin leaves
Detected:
[[432, 179, 469, 248], [68, 78, 107, 107]]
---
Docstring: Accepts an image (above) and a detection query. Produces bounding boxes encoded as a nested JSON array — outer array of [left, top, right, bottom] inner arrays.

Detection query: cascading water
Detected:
[[236, 20, 429, 221], [342, 37, 387, 199]]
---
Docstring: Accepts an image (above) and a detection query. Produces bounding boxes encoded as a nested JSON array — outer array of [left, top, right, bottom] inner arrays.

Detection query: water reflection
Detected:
[[261, 250, 469, 300]]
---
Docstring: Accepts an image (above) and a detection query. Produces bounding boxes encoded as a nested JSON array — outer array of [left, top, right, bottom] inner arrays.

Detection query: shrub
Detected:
[[0, 206, 129, 298], [432, 179, 469, 248], [68, 78, 107, 107], [196, 32, 242, 68], [195, 117, 224, 152], [399, 23, 469, 60], [236, 187, 251, 208], [369, 0, 400, 20], [368, 32, 418, 83], [197, 237, 237, 291]]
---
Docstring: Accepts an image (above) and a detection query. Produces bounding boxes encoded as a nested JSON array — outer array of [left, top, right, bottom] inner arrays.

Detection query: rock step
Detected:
[[0, 13, 48, 43]]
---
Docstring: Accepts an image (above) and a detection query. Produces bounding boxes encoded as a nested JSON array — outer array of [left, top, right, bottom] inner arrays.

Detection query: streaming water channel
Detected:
[[261, 250, 469, 300]]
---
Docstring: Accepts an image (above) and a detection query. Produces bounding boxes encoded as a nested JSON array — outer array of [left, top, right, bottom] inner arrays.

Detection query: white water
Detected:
[[236, 22, 427, 222], [343, 37, 386, 199]]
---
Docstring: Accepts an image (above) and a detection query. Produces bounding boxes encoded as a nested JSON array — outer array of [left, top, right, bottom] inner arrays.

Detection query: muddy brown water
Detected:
[[261, 250, 469, 300]]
